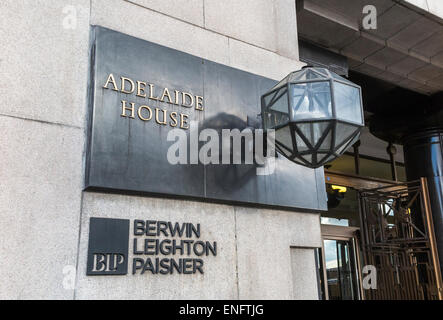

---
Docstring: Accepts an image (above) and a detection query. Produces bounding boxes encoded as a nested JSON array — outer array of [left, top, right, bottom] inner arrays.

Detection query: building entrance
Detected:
[[320, 171, 443, 300]]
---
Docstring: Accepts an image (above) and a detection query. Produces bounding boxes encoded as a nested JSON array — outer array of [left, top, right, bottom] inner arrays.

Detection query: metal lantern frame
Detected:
[[261, 67, 364, 168]]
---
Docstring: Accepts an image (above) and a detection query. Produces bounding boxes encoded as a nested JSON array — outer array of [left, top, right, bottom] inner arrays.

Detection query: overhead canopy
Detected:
[[297, 0, 443, 95]]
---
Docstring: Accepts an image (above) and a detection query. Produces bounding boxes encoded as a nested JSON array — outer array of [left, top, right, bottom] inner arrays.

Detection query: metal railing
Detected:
[[359, 178, 443, 300]]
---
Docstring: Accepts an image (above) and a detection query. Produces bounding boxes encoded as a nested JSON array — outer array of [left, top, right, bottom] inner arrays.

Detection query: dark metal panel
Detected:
[[87, 26, 205, 197], [85, 26, 327, 211]]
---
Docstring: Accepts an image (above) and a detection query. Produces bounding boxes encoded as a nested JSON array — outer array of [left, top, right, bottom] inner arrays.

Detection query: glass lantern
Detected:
[[261, 67, 364, 168]]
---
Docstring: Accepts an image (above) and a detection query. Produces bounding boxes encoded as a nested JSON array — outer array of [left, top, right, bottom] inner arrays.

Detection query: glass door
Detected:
[[323, 239, 359, 300]]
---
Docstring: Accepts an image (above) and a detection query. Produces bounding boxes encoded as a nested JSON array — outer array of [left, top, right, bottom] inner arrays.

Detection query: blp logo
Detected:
[[91, 253, 126, 273], [86, 218, 129, 275]]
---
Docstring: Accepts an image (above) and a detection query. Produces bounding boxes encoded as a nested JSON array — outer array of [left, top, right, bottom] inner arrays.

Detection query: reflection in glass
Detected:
[[292, 82, 332, 120], [320, 217, 349, 227], [324, 186, 360, 227]]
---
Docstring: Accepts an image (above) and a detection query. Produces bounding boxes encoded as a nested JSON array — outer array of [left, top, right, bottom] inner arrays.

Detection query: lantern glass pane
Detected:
[[289, 69, 307, 82], [288, 68, 329, 82], [336, 131, 360, 155], [292, 157, 306, 166], [322, 154, 336, 164], [334, 81, 362, 124], [348, 131, 360, 147], [277, 145, 293, 159], [264, 111, 289, 129], [295, 133, 309, 152], [292, 81, 332, 120], [270, 74, 290, 91], [301, 154, 313, 163], [263, 87, 289, 129], [319, 129, 332, 151], [297, 122, 329, 148], [335, 122, 357, 150], [317, 153, 329, 163], [313, 68, 330, 77], [336, 139, 351, 155], [263, 91, 273, 106], [269, 88, 288, 113], [275, 125, 293, 152], [302, 69, 324, 80]]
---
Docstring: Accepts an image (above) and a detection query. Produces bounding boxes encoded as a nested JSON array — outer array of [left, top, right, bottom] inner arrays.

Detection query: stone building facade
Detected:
[[0, 0, 321, 300]]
